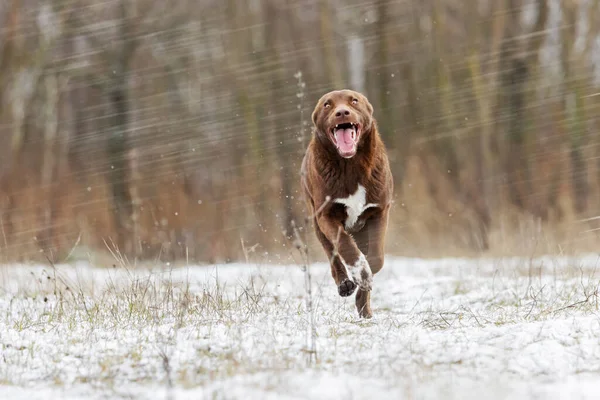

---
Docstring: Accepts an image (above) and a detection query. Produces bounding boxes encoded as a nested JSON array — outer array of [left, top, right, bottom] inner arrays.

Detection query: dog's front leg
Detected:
[[316, 215, 373, 291], [313, 223, 357, 296]]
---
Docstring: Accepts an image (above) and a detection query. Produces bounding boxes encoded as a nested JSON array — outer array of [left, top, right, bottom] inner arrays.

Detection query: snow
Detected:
[[1, 254, 600, 399]]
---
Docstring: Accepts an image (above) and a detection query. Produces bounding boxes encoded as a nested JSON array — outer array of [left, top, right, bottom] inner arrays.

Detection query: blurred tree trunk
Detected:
[[320, 0, 344, 89], [107, 0, 137, 253], [497, 0, 548, 216], [561, 0, 590, 214], [583, 0, 600, 211], [38, 72, 59, 257], [238, 0, 270, 240], [0, 0, 18, 100], [465, 0, 492, 249], [264, 0, 296, 239], [375, 0, 393, 147], [430, 0, 460, 191], [403, 3, 424, 144], [347, 36, 365, 93], [497, 0, 527, 210], [525, 0, 550, 219], [4, 1, 53, 166], [0, 0, 20, 170]]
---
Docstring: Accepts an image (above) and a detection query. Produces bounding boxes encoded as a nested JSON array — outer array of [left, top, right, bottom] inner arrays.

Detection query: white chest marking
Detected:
[[333, 184, 379, 230]]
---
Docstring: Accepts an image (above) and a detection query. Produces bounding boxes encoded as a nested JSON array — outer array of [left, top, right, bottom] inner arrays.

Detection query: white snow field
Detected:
[[1, 254, 600, 400]]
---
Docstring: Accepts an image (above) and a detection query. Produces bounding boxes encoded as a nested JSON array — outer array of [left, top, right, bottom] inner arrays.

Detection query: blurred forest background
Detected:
[[1, 0, 600, 264]]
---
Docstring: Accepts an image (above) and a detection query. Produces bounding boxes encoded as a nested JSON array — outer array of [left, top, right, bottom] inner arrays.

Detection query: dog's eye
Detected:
[[352, 98, 358, 105], [324, 102, 331, 109]]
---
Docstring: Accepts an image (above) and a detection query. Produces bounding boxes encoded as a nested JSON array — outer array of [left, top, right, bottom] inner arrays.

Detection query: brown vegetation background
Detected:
[[1, 0, 600, 264]]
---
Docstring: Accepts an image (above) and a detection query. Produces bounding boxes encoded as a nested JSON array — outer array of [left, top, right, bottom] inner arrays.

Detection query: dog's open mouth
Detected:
[[331, 122, 360, 158]]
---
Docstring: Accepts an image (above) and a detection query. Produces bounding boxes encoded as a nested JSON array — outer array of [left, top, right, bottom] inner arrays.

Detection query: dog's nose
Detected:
[[335, 108, 351, 118]]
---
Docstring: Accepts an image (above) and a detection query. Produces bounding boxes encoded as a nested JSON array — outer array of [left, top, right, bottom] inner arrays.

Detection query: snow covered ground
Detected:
[[1, 254, 600, 399]]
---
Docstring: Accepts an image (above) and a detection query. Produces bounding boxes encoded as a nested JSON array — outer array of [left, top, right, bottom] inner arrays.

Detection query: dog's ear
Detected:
[[311, 98, 323, 127], [362, 93, 374, 116], [311, 106, 319, 126]]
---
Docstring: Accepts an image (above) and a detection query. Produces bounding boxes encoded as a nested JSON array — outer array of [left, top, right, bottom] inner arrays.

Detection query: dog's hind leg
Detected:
[[365, 207, 389, 275], [355, 289, 372, 318], [314, 222, 357, 297], [353, 207, 389, 318], [353, 229, 373, 318]]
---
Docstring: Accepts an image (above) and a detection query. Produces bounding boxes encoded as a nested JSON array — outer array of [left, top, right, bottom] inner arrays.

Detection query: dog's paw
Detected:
[[348, 253, 373, 291], [338, 278, 357, 297]]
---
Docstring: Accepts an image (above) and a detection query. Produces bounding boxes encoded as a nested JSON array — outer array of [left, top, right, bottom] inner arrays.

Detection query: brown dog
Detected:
[[300, 89, 393, 318]]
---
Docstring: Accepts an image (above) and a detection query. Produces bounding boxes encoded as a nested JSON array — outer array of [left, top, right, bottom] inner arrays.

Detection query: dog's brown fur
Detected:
[[300, 89, 393, 318]]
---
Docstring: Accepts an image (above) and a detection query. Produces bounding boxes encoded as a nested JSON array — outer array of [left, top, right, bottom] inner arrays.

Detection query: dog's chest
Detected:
[[333, 184, 378, 231]]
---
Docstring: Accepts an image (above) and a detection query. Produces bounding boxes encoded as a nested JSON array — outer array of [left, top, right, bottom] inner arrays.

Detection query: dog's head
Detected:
[[311, 89, 375, 159]]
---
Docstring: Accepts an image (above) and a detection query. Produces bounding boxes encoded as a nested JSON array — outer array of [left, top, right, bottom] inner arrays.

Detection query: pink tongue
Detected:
[[334, 128, 356, 153]]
